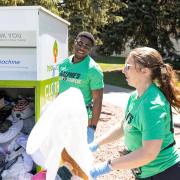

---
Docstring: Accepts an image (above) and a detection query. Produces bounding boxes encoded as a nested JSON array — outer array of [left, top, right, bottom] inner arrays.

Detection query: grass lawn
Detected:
[[95, 55, 133, 89], [95, 55, 125, 71], [95, 55, 180, 89]]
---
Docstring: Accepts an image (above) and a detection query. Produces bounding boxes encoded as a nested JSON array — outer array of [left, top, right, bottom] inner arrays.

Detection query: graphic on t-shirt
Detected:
[[59, 70, 82, 84], [126, 112, 133, 124]]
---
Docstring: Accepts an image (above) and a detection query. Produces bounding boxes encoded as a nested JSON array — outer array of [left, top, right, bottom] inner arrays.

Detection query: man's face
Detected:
[[74, 36, 93, 60]]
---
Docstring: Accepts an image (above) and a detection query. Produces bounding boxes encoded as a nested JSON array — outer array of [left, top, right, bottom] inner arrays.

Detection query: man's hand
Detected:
[[87, 127, 95, 144], [89, 141, 99, 152]]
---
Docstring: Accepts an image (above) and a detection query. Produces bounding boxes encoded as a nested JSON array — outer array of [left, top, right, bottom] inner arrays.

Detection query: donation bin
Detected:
[[0, 6, 70, 120], [0, 6, 69, 179]]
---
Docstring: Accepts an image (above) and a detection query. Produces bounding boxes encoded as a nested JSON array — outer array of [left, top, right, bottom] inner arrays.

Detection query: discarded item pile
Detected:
[[0, 93, 35, 180]]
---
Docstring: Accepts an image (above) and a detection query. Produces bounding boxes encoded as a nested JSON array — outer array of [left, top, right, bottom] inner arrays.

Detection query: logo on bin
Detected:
[[53, 40, 58, 64], [47, 40, 59, 72]]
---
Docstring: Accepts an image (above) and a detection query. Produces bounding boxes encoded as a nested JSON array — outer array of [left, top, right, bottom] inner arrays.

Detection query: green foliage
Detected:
[[0, 0, 24, 5], [58, 0, 101, 51], [0, 0, 60, 15], [23, 0, 60, 14], [99, 0, 180, 55], [1, 0, 179, 58], [164, 59, 180, 69], [57, 0, 124, 53]]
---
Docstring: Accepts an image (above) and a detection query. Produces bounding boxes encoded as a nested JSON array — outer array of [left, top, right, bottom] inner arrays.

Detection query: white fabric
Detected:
[[0, 120, 23, 143], [1, 133, 34, 180], [26, 88, 93, 180], [0, 133, 25, 155], [6, 147, 24, 161], [18, 172, 33, 180], [2, 172, 33, 180], [16, 134, 28, 149], [21, 116, 35, 134], [6, 115, 14, 123], [1, 154, 33, 180]]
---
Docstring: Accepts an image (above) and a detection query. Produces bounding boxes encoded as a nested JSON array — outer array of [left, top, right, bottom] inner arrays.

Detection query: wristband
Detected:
[[89, 125, 96, 130]]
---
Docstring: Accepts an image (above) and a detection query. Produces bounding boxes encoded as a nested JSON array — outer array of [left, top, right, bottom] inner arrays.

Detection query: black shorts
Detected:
[[136, 162, 180, 180]]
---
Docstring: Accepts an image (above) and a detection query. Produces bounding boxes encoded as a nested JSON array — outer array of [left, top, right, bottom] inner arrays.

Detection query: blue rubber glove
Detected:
[[90, 161, 112, 179], [89, 142, 99, 152], [87, 127, 95, 144]]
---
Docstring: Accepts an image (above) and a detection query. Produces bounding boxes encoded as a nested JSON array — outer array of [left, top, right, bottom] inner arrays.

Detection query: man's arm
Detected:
[[88, 88, 103, 127]]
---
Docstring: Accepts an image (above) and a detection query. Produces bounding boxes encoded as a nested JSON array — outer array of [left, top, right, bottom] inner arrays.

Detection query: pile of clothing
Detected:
[[0, 93, 35, 180]]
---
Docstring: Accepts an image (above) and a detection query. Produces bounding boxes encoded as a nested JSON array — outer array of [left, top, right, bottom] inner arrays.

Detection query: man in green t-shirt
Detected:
[[58, 31, 104, 144]]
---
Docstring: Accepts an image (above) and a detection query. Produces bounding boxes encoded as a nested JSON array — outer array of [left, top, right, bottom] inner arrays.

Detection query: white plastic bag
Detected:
[[26, 88, 94, 180]]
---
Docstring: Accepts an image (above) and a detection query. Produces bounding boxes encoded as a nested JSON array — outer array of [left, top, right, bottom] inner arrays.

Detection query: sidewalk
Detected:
[[103, 84, 132, 110]]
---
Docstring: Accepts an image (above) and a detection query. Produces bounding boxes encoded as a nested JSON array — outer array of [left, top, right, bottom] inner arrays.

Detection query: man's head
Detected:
[[74, 31, 95, 61], [76, 31, 95, 47]]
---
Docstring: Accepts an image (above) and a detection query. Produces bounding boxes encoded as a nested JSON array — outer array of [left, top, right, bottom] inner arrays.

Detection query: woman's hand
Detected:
[[90, 161, 112, 179], [87, 127, 95, 144], [89, 141, 99, 152]]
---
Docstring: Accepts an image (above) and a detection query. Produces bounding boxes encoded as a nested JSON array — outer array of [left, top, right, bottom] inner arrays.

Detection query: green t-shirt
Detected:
[[58, 55, 104, 118], [124, 83, 180, 178]]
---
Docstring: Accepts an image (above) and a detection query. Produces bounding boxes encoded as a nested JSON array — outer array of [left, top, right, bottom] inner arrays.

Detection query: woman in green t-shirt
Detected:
[[89, 47, 180, 180]]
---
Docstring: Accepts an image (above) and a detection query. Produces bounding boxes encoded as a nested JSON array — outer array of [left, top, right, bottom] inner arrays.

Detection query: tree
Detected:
[[57, 0, 105, 52], [23, 0, 59, 15], [99, 0, 180, 55], [57, 0, 124, 52], [0, 0, 24, 5], [0, 0, 59, 15]]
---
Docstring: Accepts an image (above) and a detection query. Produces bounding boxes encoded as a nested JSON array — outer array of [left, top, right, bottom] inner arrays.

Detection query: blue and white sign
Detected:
[[0, 48, 37, 80]]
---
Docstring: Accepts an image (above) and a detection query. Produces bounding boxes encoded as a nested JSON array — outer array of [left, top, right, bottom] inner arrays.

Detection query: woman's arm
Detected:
[[95, 120, 124, 146], [111, 139, 162, 170]]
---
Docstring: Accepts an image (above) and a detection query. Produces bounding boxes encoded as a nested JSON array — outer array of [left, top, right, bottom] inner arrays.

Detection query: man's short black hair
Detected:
[[76, 31, 95, 46]]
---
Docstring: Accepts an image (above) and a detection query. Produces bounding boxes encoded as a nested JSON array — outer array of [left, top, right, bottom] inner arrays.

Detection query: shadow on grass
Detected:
[[104, 70, 135, 90]]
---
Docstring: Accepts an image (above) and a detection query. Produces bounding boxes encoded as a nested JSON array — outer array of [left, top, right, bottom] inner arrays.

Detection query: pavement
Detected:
[[103, 84, 180, 149], [103, 84, 132, 109]]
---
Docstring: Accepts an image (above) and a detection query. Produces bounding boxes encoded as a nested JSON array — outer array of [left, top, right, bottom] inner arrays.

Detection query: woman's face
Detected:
[[122, 56, 144, 88]]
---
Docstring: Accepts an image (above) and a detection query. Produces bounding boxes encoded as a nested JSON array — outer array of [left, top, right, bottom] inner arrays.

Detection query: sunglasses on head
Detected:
[[75, 39, 92, 50]]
